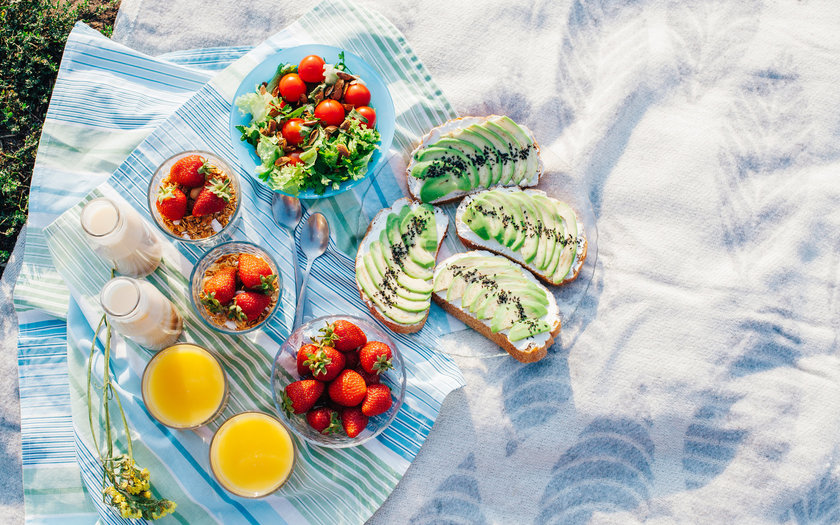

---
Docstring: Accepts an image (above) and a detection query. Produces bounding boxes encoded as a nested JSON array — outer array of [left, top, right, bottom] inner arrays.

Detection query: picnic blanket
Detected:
[[10, 0, 840, 524]]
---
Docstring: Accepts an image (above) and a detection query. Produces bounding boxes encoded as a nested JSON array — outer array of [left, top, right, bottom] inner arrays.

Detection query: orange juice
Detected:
[[141, 344, 227, 428], [210, 412, 296, 498]]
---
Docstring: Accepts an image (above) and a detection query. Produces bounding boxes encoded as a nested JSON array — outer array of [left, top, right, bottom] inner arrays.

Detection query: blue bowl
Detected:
[[229, 44, 396, 200]]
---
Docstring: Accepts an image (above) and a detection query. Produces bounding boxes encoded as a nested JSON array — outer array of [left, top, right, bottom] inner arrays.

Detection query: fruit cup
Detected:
[[190, 241, 282, 335], [148, 150, 242, 245], [270, 315, 407, 448]]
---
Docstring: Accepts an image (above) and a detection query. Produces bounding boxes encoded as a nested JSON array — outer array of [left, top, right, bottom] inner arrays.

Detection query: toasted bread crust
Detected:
[[354, 199, 447, 334], [406, 115, 543, 205], [457, 233, 588, 286], [431, 293, 560, 363]]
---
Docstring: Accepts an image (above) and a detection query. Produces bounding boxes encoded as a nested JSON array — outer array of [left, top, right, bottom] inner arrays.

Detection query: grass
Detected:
[[0, 0, 119, 276]]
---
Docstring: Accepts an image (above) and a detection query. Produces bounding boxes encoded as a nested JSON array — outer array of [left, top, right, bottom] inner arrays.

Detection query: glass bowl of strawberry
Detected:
[[148, 150, 242, 244], [270, 315, 407, 448], [190, 241, 281, 334]]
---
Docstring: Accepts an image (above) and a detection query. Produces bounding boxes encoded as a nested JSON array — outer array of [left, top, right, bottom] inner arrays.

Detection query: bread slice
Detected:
[[432, 251, 561, 363], [354, 198, 448, 333], [406, 115, 543, 204], [455, 188, 588, 286]]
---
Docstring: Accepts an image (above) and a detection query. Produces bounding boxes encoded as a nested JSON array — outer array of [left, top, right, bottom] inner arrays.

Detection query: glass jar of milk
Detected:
[[80, 197, 162, 278], [100, 276, 183, 350]]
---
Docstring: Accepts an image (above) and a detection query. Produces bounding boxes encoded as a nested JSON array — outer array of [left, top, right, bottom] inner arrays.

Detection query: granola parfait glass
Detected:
[[190, 241, 282, 335], [147, 150, 242, 246]]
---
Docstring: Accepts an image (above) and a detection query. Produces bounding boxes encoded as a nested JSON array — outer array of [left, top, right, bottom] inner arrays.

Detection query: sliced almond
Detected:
[[299, 93, 308, 105], [268, 106, 280, 118], [271, 85, 281, 97], [267, 120, 277, 134], [303, 119, 319, 127], [336, 72, 355, 81], [330, 79, 345, 100], [324, 125, 338, 135], [259, 84, 267, 95], [313, 88, 325, 104], [342, 103, 355, 113], [339, 119, 351, 131], [275, 156, 290, 167], [336, 144, 351, 157], [189, 187, 203, 200]]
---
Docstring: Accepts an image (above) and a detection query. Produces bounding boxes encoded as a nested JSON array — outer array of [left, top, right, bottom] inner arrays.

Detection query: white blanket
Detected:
[[112, 1, 840, 523]]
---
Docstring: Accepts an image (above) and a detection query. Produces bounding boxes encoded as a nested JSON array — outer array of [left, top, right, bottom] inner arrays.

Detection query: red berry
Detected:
[[282, 380, 324, 415], [327, 369, 367, 407], [156, 185, 187, 221], [340, 407, 368, 438], [228, 291, 270, 322], [359, 341, 393, 375], [191, 177, 231, 217], [237, 253, 275, 292], [304, 346, 346, 382], [354, 366, 380, 386], [306, 407, 340, 434], [201, 267, 237, 313], [343, 349, 360, 370], [169, 155, 211, 187], [319, 319, 367, 351], [361, 384, 392, 417], [296, 343, 320, 377]]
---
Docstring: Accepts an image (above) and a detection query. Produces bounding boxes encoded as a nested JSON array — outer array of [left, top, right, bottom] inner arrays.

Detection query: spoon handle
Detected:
[[293, 262, 313, 330], [287, 228, 301, 298]]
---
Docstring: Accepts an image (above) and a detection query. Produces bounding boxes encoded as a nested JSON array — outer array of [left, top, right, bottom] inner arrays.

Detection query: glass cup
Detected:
[[209, 412, 297, 498], [81, 197, 162, 278], [147, 150, 242, 245], [141, 343, 228, 429]]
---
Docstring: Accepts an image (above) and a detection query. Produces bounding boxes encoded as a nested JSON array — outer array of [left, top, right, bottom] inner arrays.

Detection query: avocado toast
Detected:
[[455, 188, 587, 286], [433, 251, 561, 362], [355, 198, 448, 333], [406, 115, 543, 204]]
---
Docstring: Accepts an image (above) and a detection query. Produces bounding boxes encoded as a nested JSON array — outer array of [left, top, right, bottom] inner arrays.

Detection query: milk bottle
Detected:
[[81, 197, 162, 277], [100, 276, 183, 350]]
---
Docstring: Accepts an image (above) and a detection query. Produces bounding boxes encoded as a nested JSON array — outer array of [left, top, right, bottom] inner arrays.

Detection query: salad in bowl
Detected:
[[234, 48, 392, 197]]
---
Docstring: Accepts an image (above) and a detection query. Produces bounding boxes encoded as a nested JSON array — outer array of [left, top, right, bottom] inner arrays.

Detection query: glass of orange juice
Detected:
[[141, 343, 228, 429], [209, 412, 296, 498]]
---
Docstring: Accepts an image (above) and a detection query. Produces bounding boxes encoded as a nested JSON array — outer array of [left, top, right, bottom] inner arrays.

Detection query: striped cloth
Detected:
[[14, 1, 466, 523]]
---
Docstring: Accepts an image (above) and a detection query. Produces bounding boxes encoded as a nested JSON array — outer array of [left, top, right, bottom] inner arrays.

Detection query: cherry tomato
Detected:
[[314, 99, 346, 127], [298, 55, 326, 83], [287, 151, 303, 166], [279, 73, 307, 102], [282, 118, 306, 146], [343, 83, 371, 106], [355, 106, 376, 129]]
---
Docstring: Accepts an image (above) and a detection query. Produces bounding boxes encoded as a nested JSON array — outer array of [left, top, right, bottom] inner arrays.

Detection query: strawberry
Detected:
[[192, 177, 231, 217], [327, 369, 367, 407], [304, 346, 346, 382], [169, 155, 213, 187], [296, 343, 320, 376], [238, 253, 276, 292], [359, 341, 393, 375], [340, 407, 368, 438], [281, 379, 324, 416], [201, 267, 237, 313], [156, 185, 187, 221], [306, 407, 340, 434], [354, 366, 380, 386], [228, 291, 270, 322], [319, 319, 367, 351], [343, 348, 360, 370], [361, 384, 392, 417]]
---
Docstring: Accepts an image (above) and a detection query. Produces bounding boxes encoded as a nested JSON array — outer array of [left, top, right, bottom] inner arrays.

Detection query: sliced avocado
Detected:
[[490, 116, 539, 183], [490, 303, 520, 332], [484, 191, 525, 251], [434, 137, 488, 189], [467, 123, 512, 185], [365, 246, 385, 282], [418, 173, 464, 203], [379, 235, 430, 280], [484, 120, 524, 185], [507, 191, 540, 264], [508, 319, 551, 342], [458, 127, 500, 187], [404, 205, 438, 253], [397, 271, 433, 295], [464, 195, 505, 240], [462, 204, 492, 240], [415, 146, 478, 188], [548, 198, 580, 282]]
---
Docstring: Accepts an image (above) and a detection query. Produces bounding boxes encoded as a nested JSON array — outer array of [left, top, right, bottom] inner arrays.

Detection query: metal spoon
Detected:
[[293, 212, 330, 329], [270, 193, 303, 297]]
